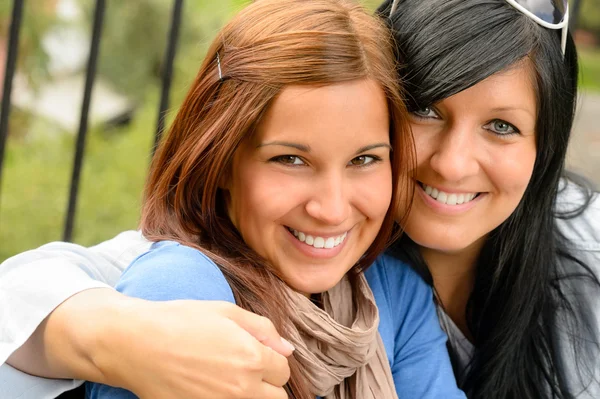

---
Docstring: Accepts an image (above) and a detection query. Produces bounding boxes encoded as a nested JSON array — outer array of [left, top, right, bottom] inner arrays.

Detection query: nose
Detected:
[[305, 172, 350, 226], [429, 124, 480, 182]]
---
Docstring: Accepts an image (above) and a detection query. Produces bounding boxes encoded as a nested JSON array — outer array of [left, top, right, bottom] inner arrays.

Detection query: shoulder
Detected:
[[554, 179, 600, 276], [365, 252, 430, 300], [554, 181, 600, 396], [366, 254, 466, 399], [115, 241, 235, 304], [555, 179, 600, 250], [365, 252, 434, 329]]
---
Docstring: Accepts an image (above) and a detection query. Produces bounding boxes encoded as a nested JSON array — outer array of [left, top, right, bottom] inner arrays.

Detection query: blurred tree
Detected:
[[579, 0, 600, 37], [83, 0, 245, 101], [88, 0, 382, 102], [0, 1, 57, 90]]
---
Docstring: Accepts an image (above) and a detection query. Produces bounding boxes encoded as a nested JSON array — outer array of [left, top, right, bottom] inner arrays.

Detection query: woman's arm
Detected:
[[1, 233, 292, 399], [2, 231, 149, 370], [87, 241, 290, 399]]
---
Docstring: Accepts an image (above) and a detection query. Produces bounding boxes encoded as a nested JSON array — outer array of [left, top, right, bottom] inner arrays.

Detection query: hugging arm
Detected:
[[1, 231, 146, 378], [86, 242, 290, 399], [0, 232, 291, 399]]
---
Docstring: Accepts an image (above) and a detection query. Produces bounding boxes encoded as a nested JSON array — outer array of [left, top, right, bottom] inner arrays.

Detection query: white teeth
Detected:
[[436, 192, 447, 204], [289, 228, 347, 249], [422, 184, 478, 206], [324, 237, 335, 249], [313, 237, 325, 248]]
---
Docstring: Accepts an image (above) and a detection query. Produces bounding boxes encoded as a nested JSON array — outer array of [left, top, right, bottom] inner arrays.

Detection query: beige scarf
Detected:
[[284, 274, 398, 399]]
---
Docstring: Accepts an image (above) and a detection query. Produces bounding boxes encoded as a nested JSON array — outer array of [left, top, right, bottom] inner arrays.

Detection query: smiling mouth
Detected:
[[418, 182, 481, 205], [286, 227, 348, 249]]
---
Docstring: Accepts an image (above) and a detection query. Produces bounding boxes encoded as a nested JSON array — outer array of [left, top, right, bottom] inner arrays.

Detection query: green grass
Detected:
[[580, 47, 600, 92]]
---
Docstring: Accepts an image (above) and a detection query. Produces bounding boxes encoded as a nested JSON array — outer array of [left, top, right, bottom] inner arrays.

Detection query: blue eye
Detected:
[[412, 107, 438, 118], [270, 155, 305, 165], [484, 119, 520, 135]]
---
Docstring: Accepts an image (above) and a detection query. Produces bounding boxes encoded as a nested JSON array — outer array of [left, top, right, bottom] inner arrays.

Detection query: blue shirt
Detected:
[[86, 241, 464, 399]]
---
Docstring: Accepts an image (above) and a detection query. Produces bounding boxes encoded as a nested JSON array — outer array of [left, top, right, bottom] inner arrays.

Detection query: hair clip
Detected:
[[216, 52, 223, 81]]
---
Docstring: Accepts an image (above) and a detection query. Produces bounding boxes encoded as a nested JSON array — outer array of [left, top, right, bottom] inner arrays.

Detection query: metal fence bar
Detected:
[[153, 0, 184, 153], [63, 0, 106, 242], [0, 0, 25, 205]]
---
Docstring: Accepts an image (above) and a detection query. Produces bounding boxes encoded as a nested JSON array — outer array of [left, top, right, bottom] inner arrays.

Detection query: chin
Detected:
[[408, 230, 485, 255], [285, 273, 344, 297]]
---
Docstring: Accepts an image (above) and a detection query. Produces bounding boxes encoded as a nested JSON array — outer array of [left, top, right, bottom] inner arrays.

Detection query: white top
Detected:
[[0, 231, 151, 399], [0, 182, 598, 398]]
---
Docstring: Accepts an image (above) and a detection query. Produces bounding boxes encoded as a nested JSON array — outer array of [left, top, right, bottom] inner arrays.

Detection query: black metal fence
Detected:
[[0, 0, 183, 242], [0, 0, 587, 243]]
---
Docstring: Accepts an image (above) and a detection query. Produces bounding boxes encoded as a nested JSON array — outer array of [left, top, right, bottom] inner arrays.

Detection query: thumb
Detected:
[[224, 303, 295, 357]]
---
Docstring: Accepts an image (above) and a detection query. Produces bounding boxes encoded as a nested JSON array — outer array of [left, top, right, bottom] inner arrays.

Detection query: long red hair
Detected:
[[140, 0, 414, 397]]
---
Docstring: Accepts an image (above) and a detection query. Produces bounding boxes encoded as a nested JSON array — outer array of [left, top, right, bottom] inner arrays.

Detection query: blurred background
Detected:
[[0, 0, 598, 261]]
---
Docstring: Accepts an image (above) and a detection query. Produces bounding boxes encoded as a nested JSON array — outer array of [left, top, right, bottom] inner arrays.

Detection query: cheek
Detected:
[[354, 168, 393, 221], [411, 125, 437, 164], [229, 167, 308, 233], [488, 141, 537, 198]]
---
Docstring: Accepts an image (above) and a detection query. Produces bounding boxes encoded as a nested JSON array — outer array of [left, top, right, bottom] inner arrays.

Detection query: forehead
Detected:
[[443, 60, 538, 117], [253, 79, 390, 146]]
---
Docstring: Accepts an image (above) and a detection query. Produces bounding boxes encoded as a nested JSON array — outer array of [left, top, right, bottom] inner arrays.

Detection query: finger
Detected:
[[252, 382, 289, 399], [261, 346, 291, 387], [225, 304, 295, 357]]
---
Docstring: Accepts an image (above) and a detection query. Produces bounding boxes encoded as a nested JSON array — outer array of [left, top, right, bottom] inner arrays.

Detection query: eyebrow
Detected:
[[354, 143, 392, 154], [257, 141, 392, 154], [256, 141, 311, 152], [490, 106, 535, 118]]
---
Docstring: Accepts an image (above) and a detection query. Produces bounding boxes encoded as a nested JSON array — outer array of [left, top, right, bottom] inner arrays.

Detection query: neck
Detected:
[[421, 237, 486, 341]]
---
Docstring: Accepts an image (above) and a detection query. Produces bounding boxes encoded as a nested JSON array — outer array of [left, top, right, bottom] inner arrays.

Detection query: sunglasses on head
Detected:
[[388, 0, 569, 56]]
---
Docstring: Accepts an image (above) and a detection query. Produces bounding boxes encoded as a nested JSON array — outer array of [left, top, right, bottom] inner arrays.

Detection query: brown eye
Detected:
[[349, 155, 377, 166], [271, 155, 305, 165]]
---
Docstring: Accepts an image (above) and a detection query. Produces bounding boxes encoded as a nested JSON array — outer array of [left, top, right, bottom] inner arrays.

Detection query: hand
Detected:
[[9, 289, 293, 399], [98, 299, 294, 399]]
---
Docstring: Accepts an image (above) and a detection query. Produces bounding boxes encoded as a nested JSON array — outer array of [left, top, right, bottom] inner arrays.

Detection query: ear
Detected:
[[218, 169, 237, 228], [218, 166, 232, 190]]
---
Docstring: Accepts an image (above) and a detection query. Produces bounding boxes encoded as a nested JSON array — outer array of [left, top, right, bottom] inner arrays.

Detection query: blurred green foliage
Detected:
[[579, 0, 600, 36], [580, 47, 600, 91], [0, 1, 57, 89]]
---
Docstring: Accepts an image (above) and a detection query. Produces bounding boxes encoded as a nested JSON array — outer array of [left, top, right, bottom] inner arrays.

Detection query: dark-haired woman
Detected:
[[378, 0, 600, 397], [2, 0, 599, 398]]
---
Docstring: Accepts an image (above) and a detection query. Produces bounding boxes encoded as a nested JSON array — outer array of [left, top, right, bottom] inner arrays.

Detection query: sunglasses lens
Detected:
[[513, 0, 568, 24]]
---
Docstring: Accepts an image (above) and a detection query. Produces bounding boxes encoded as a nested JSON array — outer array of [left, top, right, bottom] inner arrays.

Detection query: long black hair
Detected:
[[377, 0, 600, 398]]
